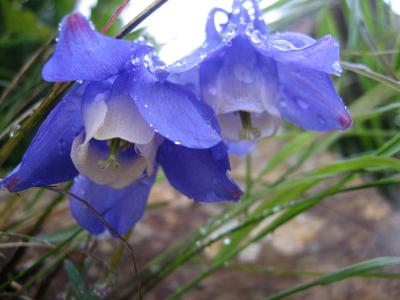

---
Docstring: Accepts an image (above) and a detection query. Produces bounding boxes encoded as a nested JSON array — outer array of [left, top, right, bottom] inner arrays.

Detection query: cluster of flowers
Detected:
[[0, 0, 351, 235]]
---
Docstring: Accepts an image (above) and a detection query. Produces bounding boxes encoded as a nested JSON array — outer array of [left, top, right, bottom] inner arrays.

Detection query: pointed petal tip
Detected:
[[338, 113, 352, 130], [65, 12, 89, 29], [0, 176, 17, 192], [229, 185, 243, 201], [43, 12, 133, 82]]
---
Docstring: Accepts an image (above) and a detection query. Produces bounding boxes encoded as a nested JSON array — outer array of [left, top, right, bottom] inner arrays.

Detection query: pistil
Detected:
[[239, 111, 261, 140], [98, 138, 122, 169]]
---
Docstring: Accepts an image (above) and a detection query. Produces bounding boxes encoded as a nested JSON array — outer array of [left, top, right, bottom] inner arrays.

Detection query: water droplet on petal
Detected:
[[200, 53, 207, 59], [318, 116, 326, 125], [174, 141, 181, 145], [234, 64, 254, 83], [250, 30, 261, 43], [245, 23, 254, 36], [280, 101, 288, 108], [225, 23, 237, 37], [270, 39, 295, 50], [144, 104, 149, 108], [332, 61, 342, 73], [131, 57, 141, 65], [296, 99, 309, 110]]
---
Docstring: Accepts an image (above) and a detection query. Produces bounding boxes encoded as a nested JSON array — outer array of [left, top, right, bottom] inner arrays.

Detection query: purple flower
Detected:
[[166, 0, 352, 142], [1, 13, 242, 235]]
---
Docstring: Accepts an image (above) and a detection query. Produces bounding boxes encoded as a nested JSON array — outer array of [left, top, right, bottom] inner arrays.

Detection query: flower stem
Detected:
[[116, 0, 169, 39]]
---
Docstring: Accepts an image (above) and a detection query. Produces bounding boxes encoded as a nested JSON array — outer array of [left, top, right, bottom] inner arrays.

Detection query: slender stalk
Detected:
[[101, 0, 131, 33], [116, 0, 169, 38]]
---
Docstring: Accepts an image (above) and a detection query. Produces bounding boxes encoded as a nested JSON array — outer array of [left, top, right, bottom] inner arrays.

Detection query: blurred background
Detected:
[[1, 0, 400, 299]]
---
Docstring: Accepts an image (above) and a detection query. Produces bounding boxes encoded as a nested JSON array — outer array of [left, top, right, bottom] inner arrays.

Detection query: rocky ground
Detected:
[[3, 138, 400, 299]]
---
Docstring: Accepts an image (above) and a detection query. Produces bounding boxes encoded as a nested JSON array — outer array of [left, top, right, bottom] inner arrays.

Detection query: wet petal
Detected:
[[42, 13, 144, 82], [81, 81, 110, 143], [131, 67, 221, 149], [69, 171, 156, 235], [277, 62, 351, 131], [227, 140, 257, 156], [254, 34, 342, 75], [201, 36, 279, 116], [94, 74, 154, 144], [1, 86, 85, 192], [71, 134, 147, 189], [218, 111, 280, 142], [135, 136, 161, 175], [157, 140, 243, 202]]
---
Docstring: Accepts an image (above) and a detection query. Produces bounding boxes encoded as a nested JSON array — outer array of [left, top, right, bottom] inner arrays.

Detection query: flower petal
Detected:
[[254, 34, 342, 75], [217, 111, 280, 142], [81, 81, 110, 143], [201, 36, 279, 116], [157, 140, 243, 202], [227, 140, 256, 156], [277, 62, 351, 131], [94, 74, 154, 144], [42, 13, 144, 82], [69, 171, 156, 235], [71, 134, 147, 189], [135, 136, 161, 176], [131, 67, 221, 149], [1, 86, 85, 192]]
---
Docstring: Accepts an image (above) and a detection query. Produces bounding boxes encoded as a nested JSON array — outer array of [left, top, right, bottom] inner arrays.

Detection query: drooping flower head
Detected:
[[1, 13, 242, 235], [166, 0, 352, 142]]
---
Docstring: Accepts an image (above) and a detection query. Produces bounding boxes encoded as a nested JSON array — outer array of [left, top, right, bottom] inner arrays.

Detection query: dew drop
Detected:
[[234, 64, 254, 83], [174, 141, 181, 145], [208, 85, 217, 95], [270, 39, 295, 50], [271, 205, 281, 213], [232, 5, 241, 15], [223, 238, 232, 245], [225, 23, 237, 37], [332, 61, 342, 73], [9, 124, 21, 138], [144, 104, 149, 108], [76, 80, 83, 84], [250, 30, 261, 43], [224, 39, 232, 47], [280, 101, 288, 108], [245, 23, 254, 36], [131, 57, 141, 65], [58, 139, 67, 154], [296, 99, 309, 110]]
